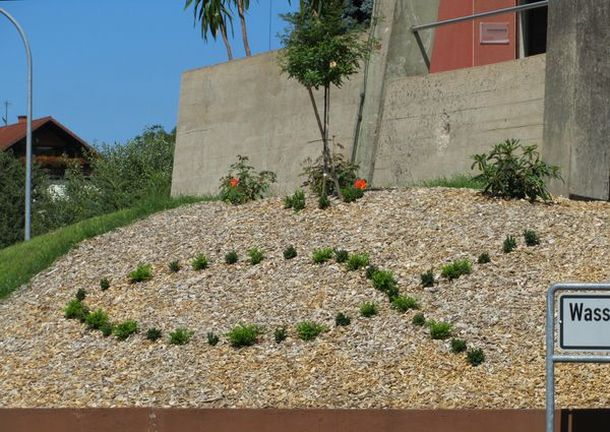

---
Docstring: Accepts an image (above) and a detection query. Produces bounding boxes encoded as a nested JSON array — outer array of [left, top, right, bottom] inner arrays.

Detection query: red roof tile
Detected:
[[0, 116, 92, 152]]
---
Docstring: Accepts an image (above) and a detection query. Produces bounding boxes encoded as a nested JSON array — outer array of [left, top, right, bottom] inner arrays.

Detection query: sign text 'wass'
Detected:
[[560, 295, 610, 350]]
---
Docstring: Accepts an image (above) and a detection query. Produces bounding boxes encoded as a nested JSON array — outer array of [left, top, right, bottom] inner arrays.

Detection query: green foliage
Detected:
[[191, 254, 209, 271], [312, 247, 334, 264], [467, 348, 486, 366], [129, 263, 153, 283], [503, 235, 517, 253], [391, 295, 419, 312], [471, 139, 562, 201], [64, 299, 89, 322], [146, 328, 162, 342], [477, 253, 491, 264], [113, 320, 138, 341], [420, 269, 435, 287], [335, 312, 351, 327], [428, 320, 453, 340], [412, 313, 426, 327], [168, 260, 181, 273], [227, 324, 261, 348], [283, 245, 297, 260], [341, 186, 365, 203], [284, 189, 306, 212], [207, 332, 220, 346], [365, 265, 378, 280], [219, 155, 277, 205], [523, 229, 540, 246], [420, 174, 485, 190], [346, 253, 369, 271], [248, 248, 264, 265], [296, 321, 328, 341], [75, 288, 87, 301], [334, 249, 349, 263], [451, 338, 467, 354], [274, 327, 288, 344], [100, 277, 110, 291], [441, 260, 472, 280], [101, 322, 113, 337], [318, 194, 330, 209], [359, 301, 378, 318], [301, 151, 360, 198], [85, 309, 110, 331], [225, 251, 239, 264], [169, 327, 194, 345], [371, 270, 399, 299]]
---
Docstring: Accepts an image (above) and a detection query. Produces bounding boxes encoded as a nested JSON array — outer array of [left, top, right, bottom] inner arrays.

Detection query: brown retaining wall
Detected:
[[1, 409, 609, 432]]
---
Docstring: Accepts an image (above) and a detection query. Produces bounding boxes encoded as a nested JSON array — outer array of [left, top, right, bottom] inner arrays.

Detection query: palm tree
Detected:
[[233, 0, 252, 56], [185, 0, 234, 60]]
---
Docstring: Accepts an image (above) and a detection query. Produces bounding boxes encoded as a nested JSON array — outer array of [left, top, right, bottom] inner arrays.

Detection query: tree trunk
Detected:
[[325, 86, 343, 200], [220, 24, 234, 60], [322, 86, 329, 199], [237, 0, 252, 57]]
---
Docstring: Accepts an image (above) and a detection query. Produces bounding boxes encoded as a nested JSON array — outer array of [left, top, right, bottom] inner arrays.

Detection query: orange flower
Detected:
[[354, 178, 367, 190], [229, 177, 240, 188]]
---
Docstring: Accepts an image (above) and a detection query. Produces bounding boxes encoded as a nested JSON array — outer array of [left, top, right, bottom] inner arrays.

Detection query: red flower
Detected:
[[229, 177, 240, 188], [354, 178, 367, 190]]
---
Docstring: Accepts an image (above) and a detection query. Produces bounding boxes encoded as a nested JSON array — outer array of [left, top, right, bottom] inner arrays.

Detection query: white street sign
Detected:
[[560, 295, 610, 350]]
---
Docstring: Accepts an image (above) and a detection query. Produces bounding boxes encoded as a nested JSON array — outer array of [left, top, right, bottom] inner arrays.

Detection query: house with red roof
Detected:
[[0, 115, 94, 179]]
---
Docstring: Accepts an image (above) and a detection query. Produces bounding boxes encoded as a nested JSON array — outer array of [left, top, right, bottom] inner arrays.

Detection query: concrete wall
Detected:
[[171, 52, 364, 197], [372, 55, 547, 186]]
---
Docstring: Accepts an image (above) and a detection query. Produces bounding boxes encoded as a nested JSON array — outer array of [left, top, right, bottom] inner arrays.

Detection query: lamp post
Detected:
[[0, 8, 33, 241]]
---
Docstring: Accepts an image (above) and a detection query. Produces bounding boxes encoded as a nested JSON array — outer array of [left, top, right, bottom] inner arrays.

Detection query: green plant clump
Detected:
[[296, 321, 328, 341], [283, 245, 297, 260], [225, 251, 239, 265], [227, 324, 261, 348], [274, 327, 288, 344], [371, 270, 399, 299], [146, 327, 162, 342], [318, 194, 330, 209], [100, 278, 110, 291], [471, 139, 562, 201], [412, 313, 426, 327], [312, 247, 334, 264], [191, 254, 209, 271], [248, 248, 264, 265], [284, 189, 306, 212], [391, 295, 419, 313], [441, 260, 472, 280], [207, 332, 220, 346], [365, 265, 379, 280], [219, 155, 277, 205], [101, 322, 113, 337], [334, 249, 349, 263], [346, 253, 369, 271], [451, 338, 467, 354], [335, 312, 351, 327], [420, 269, 435, 287], [341, 186, 364, 203], [477, 253, 491, 264], [168, 260, 181, 273], [64, 299, 89, 322], [503, 235, 517, 253], [428, 320, 453, 340], [129, 263, 153, 283], [360, 302, 378, 318], [85, 309, 110, 331], [75, 288, 87, 301], [113, 320, 138, 341], [169, 328, 194, 345], [523, 229, 540, 246], [467, 347, 486, 366]]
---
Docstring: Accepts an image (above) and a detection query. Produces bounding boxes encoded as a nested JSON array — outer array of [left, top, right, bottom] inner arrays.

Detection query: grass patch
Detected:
[[420, 174, 484, 190], [0, 195, 208, 299], [227, 324, 261, 348]]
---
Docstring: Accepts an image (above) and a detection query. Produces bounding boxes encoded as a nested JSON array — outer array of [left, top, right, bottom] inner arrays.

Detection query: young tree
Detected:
[[185, 0, 235, 60], [279, 0, 371, 199]]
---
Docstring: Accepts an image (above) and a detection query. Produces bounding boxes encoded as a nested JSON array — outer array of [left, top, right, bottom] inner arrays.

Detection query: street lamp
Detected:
[[0, 8, 33, 241]]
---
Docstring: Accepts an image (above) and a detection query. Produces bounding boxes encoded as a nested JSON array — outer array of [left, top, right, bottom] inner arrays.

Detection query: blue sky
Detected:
[[0, 0, 297, 145]]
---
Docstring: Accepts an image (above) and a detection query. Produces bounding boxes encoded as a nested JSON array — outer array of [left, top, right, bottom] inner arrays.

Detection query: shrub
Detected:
[[296, 321, 328, 341], [101, 322, 113, 337], [248, 248, 264, 265], [85, 309, 110, 330], [341, 186, 365, 203], [523, 229, 540, 246], [391, 295, 419, 312], [113, 320, 138, 341], [274, 327, 288, 344], [283, 245, 297, 260], [300, 150, 360, 198], [169, 327, 194, 345], [207, 332, 220, 346], [412, 313, 426, 326], [75, 288, 87, 301], [467, 348, 486, 366], [129, 263, 153, 283], [227, 324, 261, 348], [365, 265, 379, 280], [219, 155, 277, 205], [284, 189, 306, 212], [371, 270, 399, 299], [191, 254, 209, 271], [312, 247, 334, 264], [441, 260, 472, 280], [346, 253, 369, 271], [146, 327, 162, 341], [360, 302, 378, 318], [471, 139, 562, 201], [334, 249, 349, 263], [64, 299, 89, 322], [168, 260, 181, 273], [420, 269, 435, 287], [477, 253, 491, 264], [335, 312, 351, 327], [318, 194, 330, 209], [225, 251, 239, 264], [100, 278, 110, 291], [503, 235, 517, 253], [451, 338, 467, 354], [428, 320, 453, 340]]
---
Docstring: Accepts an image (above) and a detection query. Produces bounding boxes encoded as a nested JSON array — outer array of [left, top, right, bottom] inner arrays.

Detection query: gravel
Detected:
[[1, 187, 609, 408]]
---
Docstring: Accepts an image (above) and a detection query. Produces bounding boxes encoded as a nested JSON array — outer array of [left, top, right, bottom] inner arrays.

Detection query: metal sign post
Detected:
[[546, 283, 610, 432]]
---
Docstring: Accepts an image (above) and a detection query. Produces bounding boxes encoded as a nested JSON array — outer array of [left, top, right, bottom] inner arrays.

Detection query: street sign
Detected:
[[560, 295, 610, 350]]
